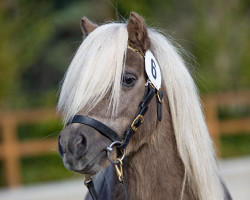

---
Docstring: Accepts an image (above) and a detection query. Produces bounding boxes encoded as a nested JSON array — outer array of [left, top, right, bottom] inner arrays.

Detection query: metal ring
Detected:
[[106, 141, 126, 164]]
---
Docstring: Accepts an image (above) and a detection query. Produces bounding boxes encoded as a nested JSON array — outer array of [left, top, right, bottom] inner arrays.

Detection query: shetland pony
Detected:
[[58, 12, 231, 200]]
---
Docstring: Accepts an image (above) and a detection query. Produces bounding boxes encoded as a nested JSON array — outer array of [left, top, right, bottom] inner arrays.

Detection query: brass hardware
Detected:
[[157, 88, 163, 103], [114, 158, 124, 183], [149, 82, 156, 90], [106, 141, 126, 164], [131, 114, 144, 132], [84, 176, 93, 186], [127, 45, 144, 59]]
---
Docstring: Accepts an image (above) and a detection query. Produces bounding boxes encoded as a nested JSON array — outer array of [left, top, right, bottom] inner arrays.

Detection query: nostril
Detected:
[[74, 135, 87, 152], [68, 134, 88, 157]]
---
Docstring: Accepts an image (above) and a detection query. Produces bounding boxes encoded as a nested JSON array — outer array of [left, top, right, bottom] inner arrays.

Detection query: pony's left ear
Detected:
[[81, 17, 98, 36], [127, 12, 151, 53]]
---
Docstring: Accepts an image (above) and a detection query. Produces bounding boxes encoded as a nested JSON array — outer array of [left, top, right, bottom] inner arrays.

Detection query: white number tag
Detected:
[[145, 50, 161, 90]]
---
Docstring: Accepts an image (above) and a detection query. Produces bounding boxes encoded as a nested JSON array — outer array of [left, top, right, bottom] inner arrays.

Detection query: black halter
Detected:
[[67, 82, 163, 150], [67, 115, 121, 142]]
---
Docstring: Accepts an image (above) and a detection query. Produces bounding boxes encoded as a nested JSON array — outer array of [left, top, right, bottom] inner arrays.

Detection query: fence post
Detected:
[[202, 95, 221, 156], [2, 114, 21, 187]]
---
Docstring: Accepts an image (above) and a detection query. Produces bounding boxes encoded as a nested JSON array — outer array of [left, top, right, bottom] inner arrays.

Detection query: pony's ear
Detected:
[[127, 12, 151, 53], [81, 17, 98, 36]]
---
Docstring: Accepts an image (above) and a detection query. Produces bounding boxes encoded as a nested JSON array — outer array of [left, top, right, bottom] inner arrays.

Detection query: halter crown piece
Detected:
[[67, 45, 163, 200], [127, 45, 144, 59]]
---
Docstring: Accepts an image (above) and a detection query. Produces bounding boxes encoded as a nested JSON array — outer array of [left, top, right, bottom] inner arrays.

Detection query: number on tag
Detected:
[[151, 59, 157, 79], [145, 50, 161, 90]]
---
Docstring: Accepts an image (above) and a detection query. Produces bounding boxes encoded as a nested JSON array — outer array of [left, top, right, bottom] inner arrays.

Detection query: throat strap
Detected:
[[84, 177, 98, 200], [68, 115, 121, 142], [118, 83, 156, 150]]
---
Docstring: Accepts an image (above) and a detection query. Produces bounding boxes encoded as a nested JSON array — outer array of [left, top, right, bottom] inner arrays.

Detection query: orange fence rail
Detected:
[[0, 91, 250, 188], [0, 108, 58, 188], [203, 91, 250, 152]]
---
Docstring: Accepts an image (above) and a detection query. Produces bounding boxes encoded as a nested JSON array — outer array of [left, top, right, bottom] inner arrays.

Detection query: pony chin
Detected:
[[63, 150, 109, 176], [76, 151, 109, 176]]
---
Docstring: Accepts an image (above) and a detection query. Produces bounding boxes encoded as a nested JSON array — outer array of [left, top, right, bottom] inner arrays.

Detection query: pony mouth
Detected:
[[76, 150, 107, 175]]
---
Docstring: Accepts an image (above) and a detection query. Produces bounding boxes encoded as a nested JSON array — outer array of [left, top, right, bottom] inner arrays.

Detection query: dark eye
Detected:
[[122, 73, 136, 87]]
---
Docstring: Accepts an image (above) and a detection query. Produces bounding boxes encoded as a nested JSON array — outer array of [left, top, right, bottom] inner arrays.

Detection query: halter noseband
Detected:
[[67, 115, 121, 142]]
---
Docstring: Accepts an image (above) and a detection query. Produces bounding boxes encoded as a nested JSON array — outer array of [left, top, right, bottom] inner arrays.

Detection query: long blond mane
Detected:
[[58, 23, 128, 124], [58, 22, 224, 200]]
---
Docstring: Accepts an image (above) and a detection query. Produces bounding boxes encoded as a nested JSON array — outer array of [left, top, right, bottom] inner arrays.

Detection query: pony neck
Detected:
[[123, 102, 194, 200]]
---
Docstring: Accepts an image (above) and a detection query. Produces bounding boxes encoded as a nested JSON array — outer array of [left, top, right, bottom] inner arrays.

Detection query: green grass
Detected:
[[220, 133, 250, 158], [18, 120, 63, 141], [0, 153, 82, 187], [218, 105, 250, 120], [21, 153, 82, 185], [17, 121, 83, 185], [0, 161, 5, 187], [218, 105, 250, 158]]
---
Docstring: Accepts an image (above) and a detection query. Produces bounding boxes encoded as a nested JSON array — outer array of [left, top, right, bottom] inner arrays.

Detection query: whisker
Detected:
[[40, 131, 61, 141]]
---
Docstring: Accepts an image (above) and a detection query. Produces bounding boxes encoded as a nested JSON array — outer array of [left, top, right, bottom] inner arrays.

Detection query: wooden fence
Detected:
[[0, 91, 250, 188], [202, 91, 250, 151], [0, 108, 58, 188]]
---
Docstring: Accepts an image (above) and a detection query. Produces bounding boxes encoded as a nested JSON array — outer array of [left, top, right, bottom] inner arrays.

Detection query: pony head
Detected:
[[58, 12, 224, 200], [58, 12, 155, 174]]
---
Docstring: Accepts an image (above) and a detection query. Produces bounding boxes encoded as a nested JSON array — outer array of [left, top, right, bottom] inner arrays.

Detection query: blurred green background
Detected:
[[0, 0, 250, 187]]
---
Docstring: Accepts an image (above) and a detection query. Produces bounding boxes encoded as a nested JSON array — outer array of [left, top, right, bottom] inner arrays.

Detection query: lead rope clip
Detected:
[[114, 158, 124, 183], [84, 176, 93, 186]]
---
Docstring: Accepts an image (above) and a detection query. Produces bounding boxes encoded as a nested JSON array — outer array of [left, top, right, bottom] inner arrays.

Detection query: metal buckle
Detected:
[[157, 88, 163, 103], [131, 114, 144, 132], [84, 176, 93, 186], [106, 141, 126, 164], [149, 82, 156, 90]]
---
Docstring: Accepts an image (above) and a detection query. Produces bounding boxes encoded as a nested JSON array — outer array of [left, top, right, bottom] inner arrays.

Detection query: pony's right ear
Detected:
[[81, 17, 98, 36], [127, 12, 151, 53]]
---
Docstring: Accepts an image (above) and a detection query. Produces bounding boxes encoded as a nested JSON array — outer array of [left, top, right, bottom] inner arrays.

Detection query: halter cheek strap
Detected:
[[118, 83, 158, 150]]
